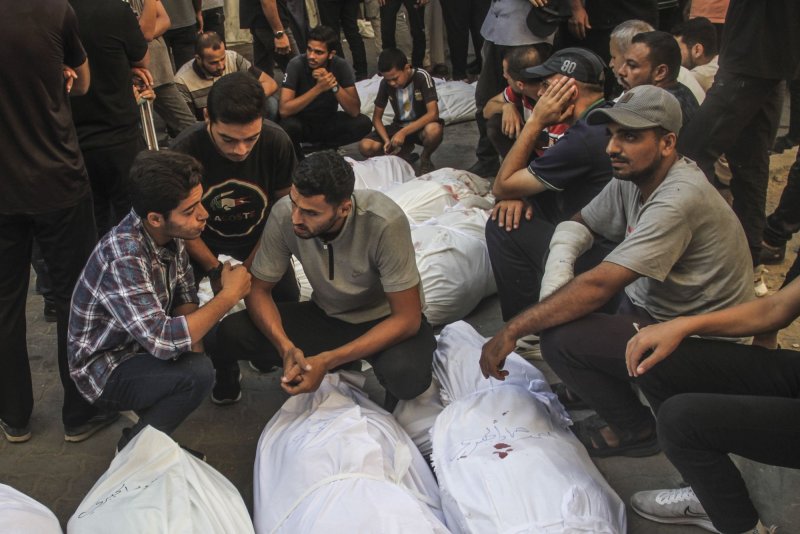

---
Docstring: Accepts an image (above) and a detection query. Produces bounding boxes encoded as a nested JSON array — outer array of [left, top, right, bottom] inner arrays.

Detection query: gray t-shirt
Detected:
[[251, 189, 422, 324], [581, 157, 752, 322]]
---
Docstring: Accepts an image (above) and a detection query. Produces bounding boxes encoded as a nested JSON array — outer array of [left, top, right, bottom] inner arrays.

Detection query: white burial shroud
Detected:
[[0, 483, 62, 534], [253, 373, 450, 534], [431, 322, 627, 534]]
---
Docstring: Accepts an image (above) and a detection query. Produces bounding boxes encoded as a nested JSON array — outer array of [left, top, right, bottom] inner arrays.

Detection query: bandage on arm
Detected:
[[539, 221, 594, 300]]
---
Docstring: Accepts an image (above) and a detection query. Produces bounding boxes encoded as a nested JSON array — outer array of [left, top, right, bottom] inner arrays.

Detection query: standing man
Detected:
[[71, 0, 150, 235], [239, 0, 305, 79], [68, 151, 252, 454], [316, 0, 368, 80], [162, 0, 203, 71], [172, 72, 299, 302], [678, 0, 800, 268], [0, 0, 117, 443], [279, 26, 372, 157], [468, 0, 555, 178], [209, 151, 435, 408]]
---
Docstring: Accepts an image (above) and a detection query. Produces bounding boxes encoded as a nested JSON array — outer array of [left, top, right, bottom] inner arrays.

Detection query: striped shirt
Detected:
[[68, 210, 197, 402]]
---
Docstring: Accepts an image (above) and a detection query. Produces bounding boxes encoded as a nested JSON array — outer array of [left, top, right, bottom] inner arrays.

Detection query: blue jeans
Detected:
[[93, 352, 214, 450]]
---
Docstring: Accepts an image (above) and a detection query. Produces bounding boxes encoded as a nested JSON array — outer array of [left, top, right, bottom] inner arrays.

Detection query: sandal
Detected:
[[552, 383, 590, 410], [571, 414, 660, 458]]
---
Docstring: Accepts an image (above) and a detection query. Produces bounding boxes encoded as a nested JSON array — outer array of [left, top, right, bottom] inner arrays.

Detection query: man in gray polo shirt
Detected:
[[480, 85, 752, 458], [208, 150, 435, 407]]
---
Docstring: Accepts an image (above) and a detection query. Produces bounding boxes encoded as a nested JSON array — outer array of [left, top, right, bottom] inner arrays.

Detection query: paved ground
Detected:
[[2, 33, 799, 533]]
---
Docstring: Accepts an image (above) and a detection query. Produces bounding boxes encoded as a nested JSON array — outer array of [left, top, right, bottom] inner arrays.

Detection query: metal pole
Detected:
[[139, 98, 159, 151]]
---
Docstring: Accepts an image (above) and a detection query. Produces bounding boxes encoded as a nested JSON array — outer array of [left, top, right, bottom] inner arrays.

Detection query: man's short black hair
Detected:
[[632, 31, 682, 83], [506, 45, 547, 82], [130, 151, 203, 219], [195, 31, 224, 57], [672, 17, 718, 58], [307, 25, 339, 53], [378, 48, 409, 73], [206, 71, 265, 124], [292, 150, 354, 206]]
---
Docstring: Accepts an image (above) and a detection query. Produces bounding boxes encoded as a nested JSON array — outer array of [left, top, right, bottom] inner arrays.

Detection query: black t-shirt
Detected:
[[375, 68, 438, 124], [172, 120, 296, 260], [70, 0, 148, 150], [585, 0, 658, 30], [719, 0, 800, 80], [0, 0, 90, 214], [526, 100, 613, 224], [282, 54, 356, 119]]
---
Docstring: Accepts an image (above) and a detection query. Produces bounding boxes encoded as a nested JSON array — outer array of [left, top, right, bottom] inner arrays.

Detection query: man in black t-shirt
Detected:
[[617, 31, 699, 135], [1, 0, 119, 444], [172, 72, 299, 303], [278, 25, 372, 158], [71, 0, 150, 235], [358, 48, 443, 175], [485, 48, 614, 321]]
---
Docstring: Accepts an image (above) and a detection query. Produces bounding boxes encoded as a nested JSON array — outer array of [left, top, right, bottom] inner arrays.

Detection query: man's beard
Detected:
[[611, 153, 662, 183]]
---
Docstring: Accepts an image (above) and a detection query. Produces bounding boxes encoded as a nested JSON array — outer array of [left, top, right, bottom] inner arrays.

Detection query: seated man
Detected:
[[209, 150, 435, 408], [672, 16, 719, 93], [172, 72, 299, 302], [625, 255, 800, 534], [175, 31, 278, 120], [480, 85, 753, 458], [486, 47, 614, 322], [358, 48, 443, 176], [618, 30, 700, 132], [278, 25, 372, 158], [68, 150, 252, 453], [482, 45, 548, 158]]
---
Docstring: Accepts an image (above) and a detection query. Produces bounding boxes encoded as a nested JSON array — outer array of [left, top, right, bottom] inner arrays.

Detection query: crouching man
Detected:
[[209, 150, 435, 409], [68, 151, 252, 453]]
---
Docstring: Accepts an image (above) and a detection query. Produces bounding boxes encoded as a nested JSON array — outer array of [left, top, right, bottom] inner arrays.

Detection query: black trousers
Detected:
[[202, 6, 225, 41], [280, 112, 372, 158], [763, 148, 800, 248], [474, 40, 513, 168], [0, 193, 98, 428], [163, 24, 199, 72], [380, 0, 426, 68], [638, 338, 800, 533], [210, 301, 436, 400], [251, 26, 301, 80], [678, 69, 783, 263], [317, 0, 367, 78], [485, 213, 617, 321], [82, 136, 145, 236], [438, 0, 489, 79]]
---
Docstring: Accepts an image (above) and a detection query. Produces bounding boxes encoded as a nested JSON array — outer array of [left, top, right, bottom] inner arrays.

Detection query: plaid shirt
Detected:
[[68, 210, 198, 402]]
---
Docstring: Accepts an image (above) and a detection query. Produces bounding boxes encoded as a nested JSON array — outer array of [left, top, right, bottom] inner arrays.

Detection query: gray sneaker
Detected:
[[631, 487, 720, 533], [0, 417, 31, 443]]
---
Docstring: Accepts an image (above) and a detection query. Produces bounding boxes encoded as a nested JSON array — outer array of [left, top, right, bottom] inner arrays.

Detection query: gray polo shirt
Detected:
[[581, 157, 752, 322], [481, 0, 555, 46], [251, 189, 422, 324]]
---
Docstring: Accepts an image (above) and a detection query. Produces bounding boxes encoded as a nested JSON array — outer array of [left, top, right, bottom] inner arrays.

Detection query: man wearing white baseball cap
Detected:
[[480, 84, 752, 458]]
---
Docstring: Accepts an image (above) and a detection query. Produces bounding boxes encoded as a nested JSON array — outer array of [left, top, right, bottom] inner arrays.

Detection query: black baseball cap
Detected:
[[521, 47, 605, 85]]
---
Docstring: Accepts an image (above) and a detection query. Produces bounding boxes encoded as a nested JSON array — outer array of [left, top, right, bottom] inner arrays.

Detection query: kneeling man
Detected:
[[68, 151, 251, 452], [210, 150, 435, 407]]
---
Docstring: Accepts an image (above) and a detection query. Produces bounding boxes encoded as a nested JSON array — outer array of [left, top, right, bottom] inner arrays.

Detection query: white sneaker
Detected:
[[754, 265, 769, 297], [630, 487, 720, 533]]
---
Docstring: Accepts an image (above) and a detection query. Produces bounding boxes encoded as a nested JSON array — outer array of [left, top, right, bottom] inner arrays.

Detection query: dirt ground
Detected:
[[759, 147, 800, 348]]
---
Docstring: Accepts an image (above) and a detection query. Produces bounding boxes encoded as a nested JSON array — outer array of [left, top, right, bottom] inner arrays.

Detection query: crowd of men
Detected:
[[2, 1, 800, 533]]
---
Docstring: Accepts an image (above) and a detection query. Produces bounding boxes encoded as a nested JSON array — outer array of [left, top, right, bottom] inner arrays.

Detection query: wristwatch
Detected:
[[273, 30, 285, 39], [206, 262, 224, 282], [331, 84, 339, 94]]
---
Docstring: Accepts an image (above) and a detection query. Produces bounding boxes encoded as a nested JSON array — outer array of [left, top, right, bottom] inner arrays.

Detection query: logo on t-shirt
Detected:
[[203, 179, 268, 238]]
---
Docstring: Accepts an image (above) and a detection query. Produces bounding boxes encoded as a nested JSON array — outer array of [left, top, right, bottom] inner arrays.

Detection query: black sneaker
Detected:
[[771, 135, 799, 154], [759, 241, 786, 265], [43, 297, 57, 323], [64, 412, 121, 442], [211, 368, 242, 405], [466, 160, 500, 179], [0, 417, 31, 443]]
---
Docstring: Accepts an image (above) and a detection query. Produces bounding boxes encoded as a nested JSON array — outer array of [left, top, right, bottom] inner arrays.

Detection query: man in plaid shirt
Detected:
[[68, 151, 251, 453]]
